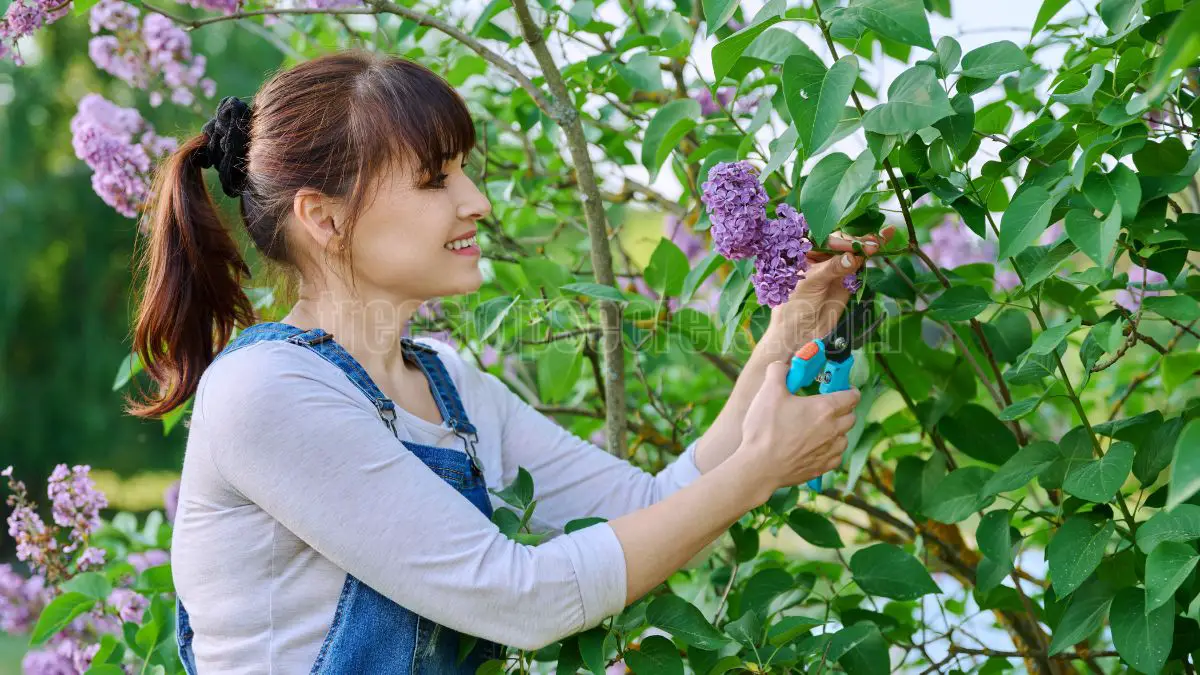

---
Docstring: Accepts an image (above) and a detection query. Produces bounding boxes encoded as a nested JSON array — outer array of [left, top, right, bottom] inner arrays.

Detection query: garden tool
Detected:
[[786, 286, 878, 492]]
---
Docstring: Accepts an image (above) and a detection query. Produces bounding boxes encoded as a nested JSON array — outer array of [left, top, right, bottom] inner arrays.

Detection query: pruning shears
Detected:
[[786, 286, 879, 492]]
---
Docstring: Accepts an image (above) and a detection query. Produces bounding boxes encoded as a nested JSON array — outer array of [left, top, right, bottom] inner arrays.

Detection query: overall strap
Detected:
[[401, 337, 483, 471], [214, 322, 400, 433]]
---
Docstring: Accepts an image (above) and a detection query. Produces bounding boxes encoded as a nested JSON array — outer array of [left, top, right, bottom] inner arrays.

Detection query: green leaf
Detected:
[[929, 36, 961, 78], [712, 15, 784, 82], [680, 252, 723, 307], [473, 295, 520, 342], [923, 467, 995, 523], [997, 186, 1063, 260], [646, 594, 729, 649], [837, 623, 890, 674], [982, 441, 1060, 496], [1098, 0, 1139, 34], [1145, 541, 1199, 613], [1063, 207, 1121, 268], [1144, 295, 1200, 323], [645, 237, 691, 298], [787, 508, 845, 548], [761, 124, 799, 178], [577, 626, 607, 675], [928, 285, 992, 322], [977, 510, 1014, 566], [1109, 587, 1174, 674], [615, 52, 665, 92], [112, 352, 143, 391], [960, 41, 1031, 79], [1062, 441, 1134, 503], [849, 543, 941, 600], [490, 466, 534, 510], [30, 592, 97, 646], [846, 0, 934, 49], [1028, 317, 1081, 356], [561, 282, 628, 304], [567, 1, 593, 26], [1147, 1, 1200, 100], [740, 568, 795, 618], [702, 0, 739, 36], [624, 635, 685, 674], [861, 65, 954, 135], [1052, 63, 1105, 106], [725, 609, 763, 646], [1031, 0, 1070, 35], [642, 99, 701, 181], [1047, 516, 1115, 597], [538, 341, 583, 403], [938, 404, 1018, 465], [784, 54, 860, 155], [1136, 504, 1200, 553], [998, 396, 1042, 421], [62, 572, 112, 601], [799, 149, 876, 246], [1046, 578, 1114, 654], [1168, 420, 1200, 510], [933, 93, 974, 153]]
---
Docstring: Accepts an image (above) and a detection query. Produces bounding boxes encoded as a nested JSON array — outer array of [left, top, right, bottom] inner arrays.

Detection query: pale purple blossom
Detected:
[[107, 588, 148, 623], [750, 204, 813, 308], [70, 93, 174, 219], [0, 564, 50, 634], [665, 214, 706, 262], [693, 87, 734, 115], [0, 0, 70, 65], [22, 636, 100, 674], [924, 216, 1022, 291], [164, 479, 180, 523], [181, 0, 241, 12], [843, 273, 862, 292], [1115, 264, 1168, 311], [47, 464, 108, 555], [128, 548, 170, 573], [75, 546, 106, 571], [701, 161, 769, 260], [480, 345, 500, 369]]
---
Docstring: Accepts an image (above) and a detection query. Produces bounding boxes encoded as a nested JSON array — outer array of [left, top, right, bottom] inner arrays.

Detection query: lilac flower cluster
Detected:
[[0, 0, 69, 65], [2, 465, 175, 673], [701, 161, 770, 260], [924, 216, 1019, 290], [88, 0, 216, 107], [70, 93, 177, 218], [47, 465, 108, 565]]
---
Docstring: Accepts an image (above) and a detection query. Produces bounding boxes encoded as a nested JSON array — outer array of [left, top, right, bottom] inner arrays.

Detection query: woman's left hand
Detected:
[[762, 226, 897, 357]]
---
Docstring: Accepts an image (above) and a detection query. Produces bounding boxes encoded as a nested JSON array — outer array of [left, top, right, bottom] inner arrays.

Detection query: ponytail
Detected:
[[126, 133, 254, 419]]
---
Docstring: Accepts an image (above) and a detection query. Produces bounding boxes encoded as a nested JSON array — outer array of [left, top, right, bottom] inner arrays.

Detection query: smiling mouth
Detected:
[[444, 234, 478, 251]]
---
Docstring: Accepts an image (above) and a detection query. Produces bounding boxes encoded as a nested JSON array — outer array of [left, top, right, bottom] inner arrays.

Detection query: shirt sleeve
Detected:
[[452, 349, 705, 534], [196, 341, 627, 651]]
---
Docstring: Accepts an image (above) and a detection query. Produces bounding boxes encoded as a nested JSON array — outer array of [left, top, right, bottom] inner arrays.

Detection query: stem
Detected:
[[510, 0, 629, 458]]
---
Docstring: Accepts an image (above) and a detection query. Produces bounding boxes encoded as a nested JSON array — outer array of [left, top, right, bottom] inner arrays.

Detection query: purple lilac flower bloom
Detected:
[[0, 0, 70, 65], [107, 588, 149, 623], [749, 204, 813, 308], [181, 0, 241, 12], [22, 636, 100, 674], [164, 479, 180, 523], [70, 93, 174, 218], [0, 564, 50, 634], [701, 161, 769, 260], [128, 548, 170, 573], [1115, 264, 1168, 311], [842, 273, 862, 292], [665, 214, 706, 262], [75, 546, 106, 571], [924, 216, 1022, 291], [480, 345, 500, 369], [693, 87, 734, 115], [47, 464, 108, 555]]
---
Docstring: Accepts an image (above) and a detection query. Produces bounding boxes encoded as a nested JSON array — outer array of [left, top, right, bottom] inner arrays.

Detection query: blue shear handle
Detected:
[[806, 355, 855, 492]]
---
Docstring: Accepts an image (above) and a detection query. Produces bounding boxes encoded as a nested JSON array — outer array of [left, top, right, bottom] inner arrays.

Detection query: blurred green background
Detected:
[[0, 16, 284, 666]]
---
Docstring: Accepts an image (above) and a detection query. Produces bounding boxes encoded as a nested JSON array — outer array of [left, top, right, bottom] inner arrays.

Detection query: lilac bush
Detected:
[[3, 465, 179, 673], [0, 0, 69, 65]]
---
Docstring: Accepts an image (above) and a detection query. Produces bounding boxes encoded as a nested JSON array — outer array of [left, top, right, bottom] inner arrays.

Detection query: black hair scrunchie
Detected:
[[195, 95, 252, 198]]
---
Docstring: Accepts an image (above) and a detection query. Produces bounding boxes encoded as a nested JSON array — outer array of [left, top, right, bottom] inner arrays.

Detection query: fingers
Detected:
[[819, 388, 862, 415], [832, 412, 856, 436], [826, 224, 899, 257]]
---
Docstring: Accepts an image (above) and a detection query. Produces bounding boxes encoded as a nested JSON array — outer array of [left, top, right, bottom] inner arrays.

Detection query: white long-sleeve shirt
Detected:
[[170, 336, 703, 673]]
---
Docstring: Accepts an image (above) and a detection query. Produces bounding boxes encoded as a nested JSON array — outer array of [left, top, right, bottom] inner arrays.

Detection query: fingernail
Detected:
[[841, 253, 853, 268], [865, 240, 879, 250]]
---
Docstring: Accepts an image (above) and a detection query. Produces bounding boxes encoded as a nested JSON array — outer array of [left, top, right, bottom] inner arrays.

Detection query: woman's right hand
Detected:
[[735, 360, 861, 495]]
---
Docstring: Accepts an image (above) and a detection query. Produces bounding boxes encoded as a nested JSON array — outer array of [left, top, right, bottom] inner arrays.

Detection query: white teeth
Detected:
[[444, 235, 477, 250]]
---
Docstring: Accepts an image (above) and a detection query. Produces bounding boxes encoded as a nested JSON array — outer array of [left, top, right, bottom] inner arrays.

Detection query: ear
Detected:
[[292, 188, 344, 251]]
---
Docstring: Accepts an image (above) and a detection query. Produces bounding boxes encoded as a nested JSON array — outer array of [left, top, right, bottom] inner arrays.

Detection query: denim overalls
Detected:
[[175, 322, 506, 673]]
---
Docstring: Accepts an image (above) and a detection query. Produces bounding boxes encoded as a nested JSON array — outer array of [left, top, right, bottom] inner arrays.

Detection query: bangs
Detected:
[[351, 58, 477, 189]]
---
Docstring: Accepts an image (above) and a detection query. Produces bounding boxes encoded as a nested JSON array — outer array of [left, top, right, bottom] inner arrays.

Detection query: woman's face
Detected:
[[299, 152, 491, 307]]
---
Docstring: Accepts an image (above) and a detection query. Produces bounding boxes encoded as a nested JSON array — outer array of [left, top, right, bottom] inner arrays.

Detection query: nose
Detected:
[[458, 179, 491, 222]]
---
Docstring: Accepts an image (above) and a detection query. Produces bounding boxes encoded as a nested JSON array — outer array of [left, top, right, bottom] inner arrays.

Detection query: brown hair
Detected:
[[127, 50, 477, 419]]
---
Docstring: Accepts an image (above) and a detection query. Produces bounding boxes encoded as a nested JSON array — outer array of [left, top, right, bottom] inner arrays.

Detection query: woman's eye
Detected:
[[426, 173, 449, 188]]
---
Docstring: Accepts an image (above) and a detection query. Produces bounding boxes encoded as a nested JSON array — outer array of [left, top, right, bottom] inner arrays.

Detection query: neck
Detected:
[[284, 280, 425, 382]]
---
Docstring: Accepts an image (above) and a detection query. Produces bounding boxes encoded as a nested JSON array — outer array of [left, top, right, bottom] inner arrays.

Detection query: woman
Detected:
[[129, 50, 886, 673]]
